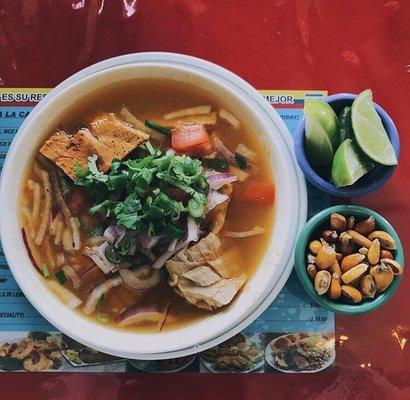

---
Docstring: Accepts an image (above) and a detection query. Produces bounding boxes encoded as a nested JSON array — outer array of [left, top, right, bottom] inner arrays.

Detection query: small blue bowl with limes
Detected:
[[294, 91, 400, 197]]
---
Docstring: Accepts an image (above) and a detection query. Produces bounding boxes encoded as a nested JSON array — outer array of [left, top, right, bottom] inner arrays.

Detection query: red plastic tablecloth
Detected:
[[0, 1, 409, 398]]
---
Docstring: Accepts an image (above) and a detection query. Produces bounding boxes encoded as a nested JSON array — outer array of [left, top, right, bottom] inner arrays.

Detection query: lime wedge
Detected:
[[304, 98, 339, 167], [331, 139, 373, 187], [351, 89, 397, 165], [338, 106, 354, 142]]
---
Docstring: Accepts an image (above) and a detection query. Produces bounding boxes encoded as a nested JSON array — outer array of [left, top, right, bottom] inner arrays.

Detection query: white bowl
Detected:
[[0, 53, 307, 359]]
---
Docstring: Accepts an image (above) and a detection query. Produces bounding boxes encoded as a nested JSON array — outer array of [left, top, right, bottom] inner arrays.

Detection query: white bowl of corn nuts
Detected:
[[295, 205, 404, 314]]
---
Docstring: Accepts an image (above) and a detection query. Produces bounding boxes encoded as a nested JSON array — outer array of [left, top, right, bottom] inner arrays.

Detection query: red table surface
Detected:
[[0, 1, 409, 399]]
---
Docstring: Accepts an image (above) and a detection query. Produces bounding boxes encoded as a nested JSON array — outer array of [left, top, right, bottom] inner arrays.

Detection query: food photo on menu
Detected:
[[0, 1, 408, 399]]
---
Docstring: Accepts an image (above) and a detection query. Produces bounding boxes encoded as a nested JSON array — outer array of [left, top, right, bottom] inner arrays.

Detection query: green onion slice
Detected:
[[40, 264, 50, 279], [145, 120, 172, 136], [187, 198, 205, 218], [55, 269, 67, 285]]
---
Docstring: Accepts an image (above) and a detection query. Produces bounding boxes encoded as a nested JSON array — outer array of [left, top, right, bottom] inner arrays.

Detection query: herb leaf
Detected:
[[88, 155, 109, 182], [74, 144, 209, 236]]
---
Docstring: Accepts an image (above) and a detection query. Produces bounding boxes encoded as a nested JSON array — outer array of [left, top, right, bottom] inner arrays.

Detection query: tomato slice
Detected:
[[172, 124, 211, 155], [240, 180, 275, 205]]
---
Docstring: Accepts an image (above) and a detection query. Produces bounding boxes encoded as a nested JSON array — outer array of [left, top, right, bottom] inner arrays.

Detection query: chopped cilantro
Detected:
[[73, 144, 210, 241], [88, 155, 108, 182]]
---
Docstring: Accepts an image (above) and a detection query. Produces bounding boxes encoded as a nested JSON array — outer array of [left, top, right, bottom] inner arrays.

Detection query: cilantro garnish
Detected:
[[73, 142, 209, 239]]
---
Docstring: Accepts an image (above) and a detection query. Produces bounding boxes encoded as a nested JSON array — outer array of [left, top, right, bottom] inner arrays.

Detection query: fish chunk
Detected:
[[165, 202, 246, 310], [39, 113, 149, 179], [207, 247, 242, 279], [183, 231, 221, 262], [183, 266, 221, 287], [176, 274, 247, 311], [166, 232, 221, 277]]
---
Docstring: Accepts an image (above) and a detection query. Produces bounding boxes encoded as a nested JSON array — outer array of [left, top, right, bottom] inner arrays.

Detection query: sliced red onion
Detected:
[[205, 191, 229, 214], [207, 173, 237, 190], [202, 169, 214, 178], [104, 224, 126, 246], [22, 228, 39, 271], [82, 274, 122, 315], [159, 304, 170, 331], [213, 137, 236, 164], [151, 240, 187, 270], [167, 238, 178, 252], [224, 225, 265, 238], [115, 304, 169, 329], [83, 243, 118, 274], [103, 226, 116, 243], [119, 266, 161, 292], [138, 231, 160, 249], [186, 216, 200, 243]]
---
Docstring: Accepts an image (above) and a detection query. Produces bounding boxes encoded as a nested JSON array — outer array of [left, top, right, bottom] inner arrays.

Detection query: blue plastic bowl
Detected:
[[294, 93, 400, 197]]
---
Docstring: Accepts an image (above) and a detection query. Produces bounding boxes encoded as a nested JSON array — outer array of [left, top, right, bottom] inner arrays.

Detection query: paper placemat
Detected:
[[0, 88, 334, 374]]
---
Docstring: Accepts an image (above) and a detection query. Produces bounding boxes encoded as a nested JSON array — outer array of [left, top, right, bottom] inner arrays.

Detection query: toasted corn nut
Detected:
[[346, 216, 356, 230], [336, 253, 343, 262], [329, 260, 342, 275], [314, 270, 331, 295], [369, 265, 378, 278], [368, 239, 381, 265], [339, 232, 355, 255], [346, 230, 372, 248], [322, 230, 338, 244], [353, 216, 376, 236], [381, 258, 403, 276], [329, 273, 342, 299], [341, 263, 368, 285], [315, 243, 337, 270], [359, 247, 369, 256], [372, 263, 394, 292], [380, 250, 393, 260], [368, 231, 397, 250], [330, 213, 346, 232], [360, 274, 376, 299], [341, 285, 362, 304], [307, 264, 318, 280], [308, 240, 322, 256], [341, 253, 366, 273]]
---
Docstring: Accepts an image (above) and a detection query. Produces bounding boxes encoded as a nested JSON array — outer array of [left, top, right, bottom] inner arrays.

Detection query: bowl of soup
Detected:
[[0, 53, 307, 359]]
